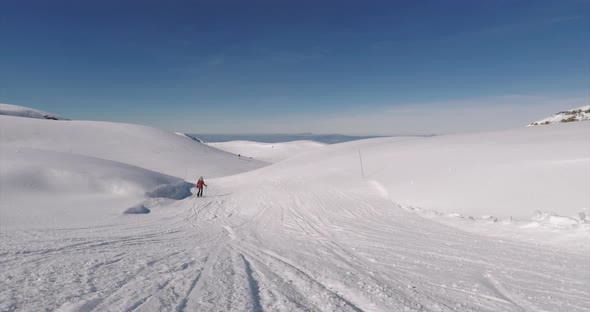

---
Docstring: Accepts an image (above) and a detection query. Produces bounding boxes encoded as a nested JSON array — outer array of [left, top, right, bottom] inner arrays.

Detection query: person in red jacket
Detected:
[[196, 176, 207, 197]]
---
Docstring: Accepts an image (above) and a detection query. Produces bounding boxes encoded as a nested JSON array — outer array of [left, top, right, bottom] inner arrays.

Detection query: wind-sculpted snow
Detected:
[[0, 148, 181, 228]]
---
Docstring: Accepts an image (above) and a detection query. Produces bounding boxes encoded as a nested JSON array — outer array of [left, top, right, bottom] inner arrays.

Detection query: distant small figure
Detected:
[[196, 176, 207, 197], [238, 154, 241, 157]]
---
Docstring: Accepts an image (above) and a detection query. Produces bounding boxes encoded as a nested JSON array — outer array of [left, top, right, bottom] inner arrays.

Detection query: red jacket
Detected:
[[197, 180, 206, 189]]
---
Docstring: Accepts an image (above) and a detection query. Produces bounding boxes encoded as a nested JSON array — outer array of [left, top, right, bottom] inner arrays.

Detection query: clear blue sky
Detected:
[[1, 0, 588, 134]]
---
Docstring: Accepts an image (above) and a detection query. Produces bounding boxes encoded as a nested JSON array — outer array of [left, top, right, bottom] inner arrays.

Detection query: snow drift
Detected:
[[0, 148, 182, 228]]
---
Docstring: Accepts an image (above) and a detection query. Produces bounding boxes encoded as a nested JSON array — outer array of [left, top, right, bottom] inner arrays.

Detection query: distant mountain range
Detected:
[[528, 105, 590, 126]]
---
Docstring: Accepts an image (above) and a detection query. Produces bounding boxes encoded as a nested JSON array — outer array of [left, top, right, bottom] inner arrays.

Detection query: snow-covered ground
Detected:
[[207, 140, 326, 163], [529, 105, 590, 126], [1, 105, 589, 311]]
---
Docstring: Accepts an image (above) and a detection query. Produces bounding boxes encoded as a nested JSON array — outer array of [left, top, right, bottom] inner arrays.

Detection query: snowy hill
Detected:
[[0, 114, 264, 179], [528, 105, 590, 126], [0, 103, 67, 120], [225, 121, 590, 221], [1, 106, 589, 311], [207, 140, 326, 162], [0, 108, 264, 228]]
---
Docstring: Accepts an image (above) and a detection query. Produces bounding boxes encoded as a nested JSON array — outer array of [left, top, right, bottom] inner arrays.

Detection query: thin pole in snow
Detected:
[[358, 148, 365, 179]]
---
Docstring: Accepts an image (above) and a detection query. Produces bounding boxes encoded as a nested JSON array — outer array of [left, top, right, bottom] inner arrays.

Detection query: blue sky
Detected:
[[1, 0, 588, 134]]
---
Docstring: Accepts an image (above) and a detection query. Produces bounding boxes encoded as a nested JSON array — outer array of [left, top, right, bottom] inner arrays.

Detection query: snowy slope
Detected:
[[1, 110, 589, 311], [0, 114, 264, 179], [207, 140, 326, 163], [0, 148, 182, 229], [0, 103, 66, 120], [528, 105, 590, 126], [234, 121, 589, 220]]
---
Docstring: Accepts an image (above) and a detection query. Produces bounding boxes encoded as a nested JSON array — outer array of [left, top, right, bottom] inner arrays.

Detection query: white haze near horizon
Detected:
[[4, 95, 588, 136], [160, 95, 589, 135]]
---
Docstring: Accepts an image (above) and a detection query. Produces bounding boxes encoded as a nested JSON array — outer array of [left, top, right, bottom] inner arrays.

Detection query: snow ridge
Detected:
[[0, 103, 66, 120]]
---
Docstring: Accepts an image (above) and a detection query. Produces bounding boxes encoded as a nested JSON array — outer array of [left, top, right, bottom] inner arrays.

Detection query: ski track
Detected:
[[1, 181, 588, 312]]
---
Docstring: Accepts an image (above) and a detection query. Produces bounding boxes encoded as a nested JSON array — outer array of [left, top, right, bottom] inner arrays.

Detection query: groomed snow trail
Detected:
[[2, 179, 588, 311]]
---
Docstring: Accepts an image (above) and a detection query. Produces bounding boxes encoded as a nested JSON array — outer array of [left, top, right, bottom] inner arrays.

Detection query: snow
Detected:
[[0, 114, 264, 179], [208, 140, 326, 162], [0, 103, 66, 120], [240, 121, 589, 220], [0, 148, 182, 229], [1, 107, 589, 311], [529, 105, 590, 126]]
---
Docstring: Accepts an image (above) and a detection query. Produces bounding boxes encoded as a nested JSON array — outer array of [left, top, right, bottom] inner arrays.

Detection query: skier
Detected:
[[196, 176, 207, 197]]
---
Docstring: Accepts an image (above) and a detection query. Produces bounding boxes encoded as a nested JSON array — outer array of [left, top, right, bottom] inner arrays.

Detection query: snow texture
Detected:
[[529, 105, 590, 126], [1, 106, 589, 311]]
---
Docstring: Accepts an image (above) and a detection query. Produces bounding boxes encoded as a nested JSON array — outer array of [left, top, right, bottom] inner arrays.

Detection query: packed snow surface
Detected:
[[208, 140, 326, 163], [0, 103, 66, 120], [1, 110, 589, 311], [529, 105, 590, 126]]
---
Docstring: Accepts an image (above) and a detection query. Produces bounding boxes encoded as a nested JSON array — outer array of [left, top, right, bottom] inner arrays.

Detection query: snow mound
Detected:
[[0, 149, 180, 196], [0, 103, 66, 120], [123, 204, 150, 214], [145, 181, 194, 200], [208, 140, 326, 163], [532, 211, 583, 227], [0, 113, 265, 179], [0, 148, 181, 228], [528, 105, 590, 126]]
